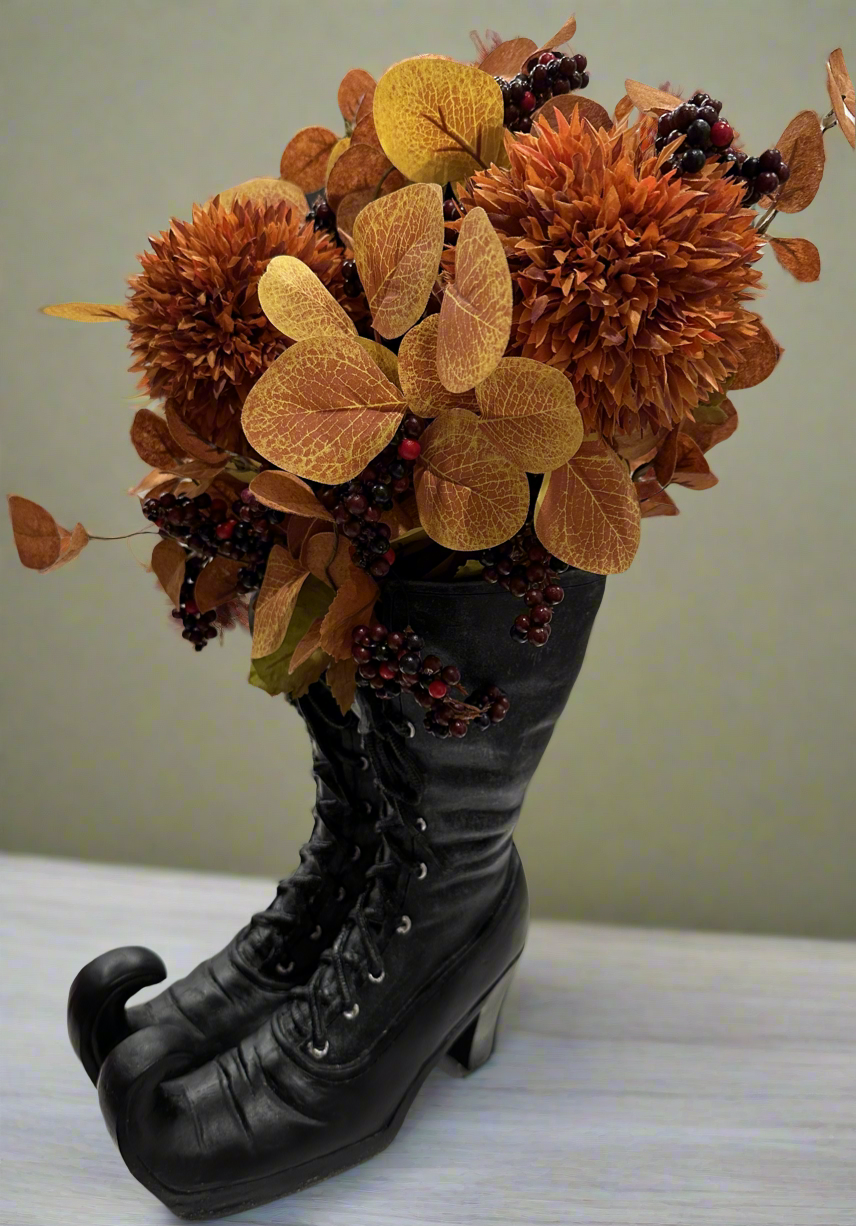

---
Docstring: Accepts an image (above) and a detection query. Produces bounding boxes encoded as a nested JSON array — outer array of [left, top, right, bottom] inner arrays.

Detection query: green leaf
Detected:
[[248, 575, 333, 696]]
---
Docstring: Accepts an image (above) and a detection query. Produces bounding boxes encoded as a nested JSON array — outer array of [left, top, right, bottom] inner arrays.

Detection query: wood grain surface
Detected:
[[2, 854, 855, 1226]]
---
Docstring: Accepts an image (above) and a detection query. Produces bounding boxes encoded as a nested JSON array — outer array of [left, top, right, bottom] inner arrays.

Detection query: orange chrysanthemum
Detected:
[[128, 196, 367, 451], [460, 108, 764, 437]]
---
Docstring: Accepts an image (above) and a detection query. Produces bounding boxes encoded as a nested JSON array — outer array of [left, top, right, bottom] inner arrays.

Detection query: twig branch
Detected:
[[88, 530, 159, 541]]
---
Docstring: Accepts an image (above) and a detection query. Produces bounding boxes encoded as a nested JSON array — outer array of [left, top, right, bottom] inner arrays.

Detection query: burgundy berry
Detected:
[[441, 665, 461, 684], [528, 626, 550, 646], [777, 162, 790, 182], [369, 622, 388, 641], [543, 584, 564, 605], [710, 120, 733, 148], [759, 148, 783, 172], [521, 90, 537, 113], [449, 719, 468, 738], [756, 171, 780, 195]]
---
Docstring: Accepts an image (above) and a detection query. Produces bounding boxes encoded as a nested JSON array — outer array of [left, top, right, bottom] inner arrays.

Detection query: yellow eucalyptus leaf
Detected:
[[357, 338, 402, 389], [413, 412, 529, 550], [353, 182, 445, 338], [476, 358, 583, 473], [398, 314, 478, 416], [258, 255, 357, 342], [436, 207, 512, 393], [374, 57, 505, 185], [242, 336, 405, 484], [216, 178, 307, 215]]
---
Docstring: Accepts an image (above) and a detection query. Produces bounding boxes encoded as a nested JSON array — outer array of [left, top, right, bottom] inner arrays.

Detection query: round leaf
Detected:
[[338, 68, 376, 125], [326, 143, 404, 213], [216, 178, 307, 215], [769, 236, 821, 282], [623, 79, 682, 116], [436, 207, 512, 393], [374, 57, 505, 185], [826, 48, 855, 150], [730, 317, 782, 390], [533, 94, 612, 133], [250, 470, 334, 520], [7, 496, 62, 570], [242, 336, 405, 483], [413, 412, 529, 550], [478, 39, 537, 78], [258, 256, 357, 342], [476, 357, 583, 472], [534, 437, 641, 574], [398, 314, 478, 416], [353, 183, 445, 338], [774, 110, 826, 214], [279, 126, 339, 192]]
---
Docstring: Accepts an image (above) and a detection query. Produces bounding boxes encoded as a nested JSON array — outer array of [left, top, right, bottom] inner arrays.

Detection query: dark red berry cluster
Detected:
[[143, 487, 289, 648], [171, 555, 219, 651], [319, 413, 426, 579], [352, 623, 509, 737], [497, 49, 590, 134], [480, 530, 567, 647], [307, 194, 336, 235], [340, 258, 363, 298], [656, 90, 790, 203]]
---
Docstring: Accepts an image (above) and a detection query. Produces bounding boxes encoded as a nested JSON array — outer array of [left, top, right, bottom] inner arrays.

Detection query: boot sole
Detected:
[[130, 959, 519, 1220]]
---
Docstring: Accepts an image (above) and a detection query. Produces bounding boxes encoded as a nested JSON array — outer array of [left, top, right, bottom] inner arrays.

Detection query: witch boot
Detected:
[[95, 567, 605, 1219], [67, 680, 382, 1085]]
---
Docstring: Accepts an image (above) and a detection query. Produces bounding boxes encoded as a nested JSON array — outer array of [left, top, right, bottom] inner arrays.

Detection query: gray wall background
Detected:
[[2, 0, 854, 938]]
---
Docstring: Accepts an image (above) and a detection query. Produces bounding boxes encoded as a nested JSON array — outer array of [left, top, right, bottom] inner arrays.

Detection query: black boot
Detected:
[[68, 681, 382, 1086], [96, 569, 605, 1219]]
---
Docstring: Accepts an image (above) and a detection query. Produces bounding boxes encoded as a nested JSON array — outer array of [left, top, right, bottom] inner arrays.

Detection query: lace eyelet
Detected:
[[362, 800, 373, 815], [359, 755, 370, 772], [396, 915, 412, 935], [276, 960, 294, 976], [404, 721, 416, 739], [368, 968, 385, 984], [417, 862, 428, 880], [308, 1040, 330, 1059], [310, 925, 322, 941], [351, 845, 362, 862], [416, 817, 427, 832], [343, 1003, 360, 1020], [337, 886, 346, 902]]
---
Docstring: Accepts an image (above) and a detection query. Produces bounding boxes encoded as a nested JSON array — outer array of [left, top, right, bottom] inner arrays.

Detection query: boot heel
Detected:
[[442, 964, 517, 1077]]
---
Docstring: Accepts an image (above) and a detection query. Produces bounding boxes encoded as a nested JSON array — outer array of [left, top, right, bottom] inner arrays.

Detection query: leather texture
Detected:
[[96, 570, 606, 1218], [67, 681, 381, 1086]]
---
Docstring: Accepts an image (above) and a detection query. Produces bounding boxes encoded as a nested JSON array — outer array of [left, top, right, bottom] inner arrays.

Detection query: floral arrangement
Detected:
[[8, 17, 853, 738]]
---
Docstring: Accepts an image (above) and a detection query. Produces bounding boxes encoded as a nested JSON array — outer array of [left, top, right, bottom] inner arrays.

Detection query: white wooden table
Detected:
[[2, 854, 855, 1226]]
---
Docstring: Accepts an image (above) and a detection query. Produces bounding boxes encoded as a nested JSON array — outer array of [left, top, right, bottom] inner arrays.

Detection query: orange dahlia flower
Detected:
[[461, 108, 764, 437], [128, 196, 365, 451]]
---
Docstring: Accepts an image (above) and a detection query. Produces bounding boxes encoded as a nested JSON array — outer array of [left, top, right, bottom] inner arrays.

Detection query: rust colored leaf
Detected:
[[336, 188, 375, 245], [414, 411, 529, 550], [326, 657, 358, 714], [338, 68, 376, 125], [150, 537, 186, 607], [436, 207, 512, 393], [194, 556, 243, 614], [624, 79, 683, 116], [636, 467, 680, 518], [398, 314, 477, 416], [681, 398, 738, 455], [8, 496, 61, 569], [353, 182, 445, 338], [280, 126, 339, 193], [43, 521, 90, 572], [7, 496, 62, 570], [769, 236, 821, 282], [534, 436, 641, 574], [774, 110, 825, 214], [131, 408, 187, 470], [326, 144, 404, 213], [614, 94, 634, 124], [671, 435, 718, 490], [128, 469, 177, 499], [652, 425, 681, 487], [538, 14, 577, 51], [286, 514, 318, 557], [217, 178, 307, 215], [373, 57, 505, 185], [252, 545, 310, 659], [613, 425, 667, 472], [475, 357, 583, 472], [242, 335, 405, 483], [40, 301, 133, 322], [351, 112, 383, 149], [258, 255, 357, 343], [301, 531, 352, 589], [730, 317, 783, 390], [826, 48, 855, 149], [164, 403, 230, 465], [533, 94, 611, 132], [289, 617, 325, 674], [478, 38, 537, 78], [250, 470, 333, 521], [320, 568, 379, 659]]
